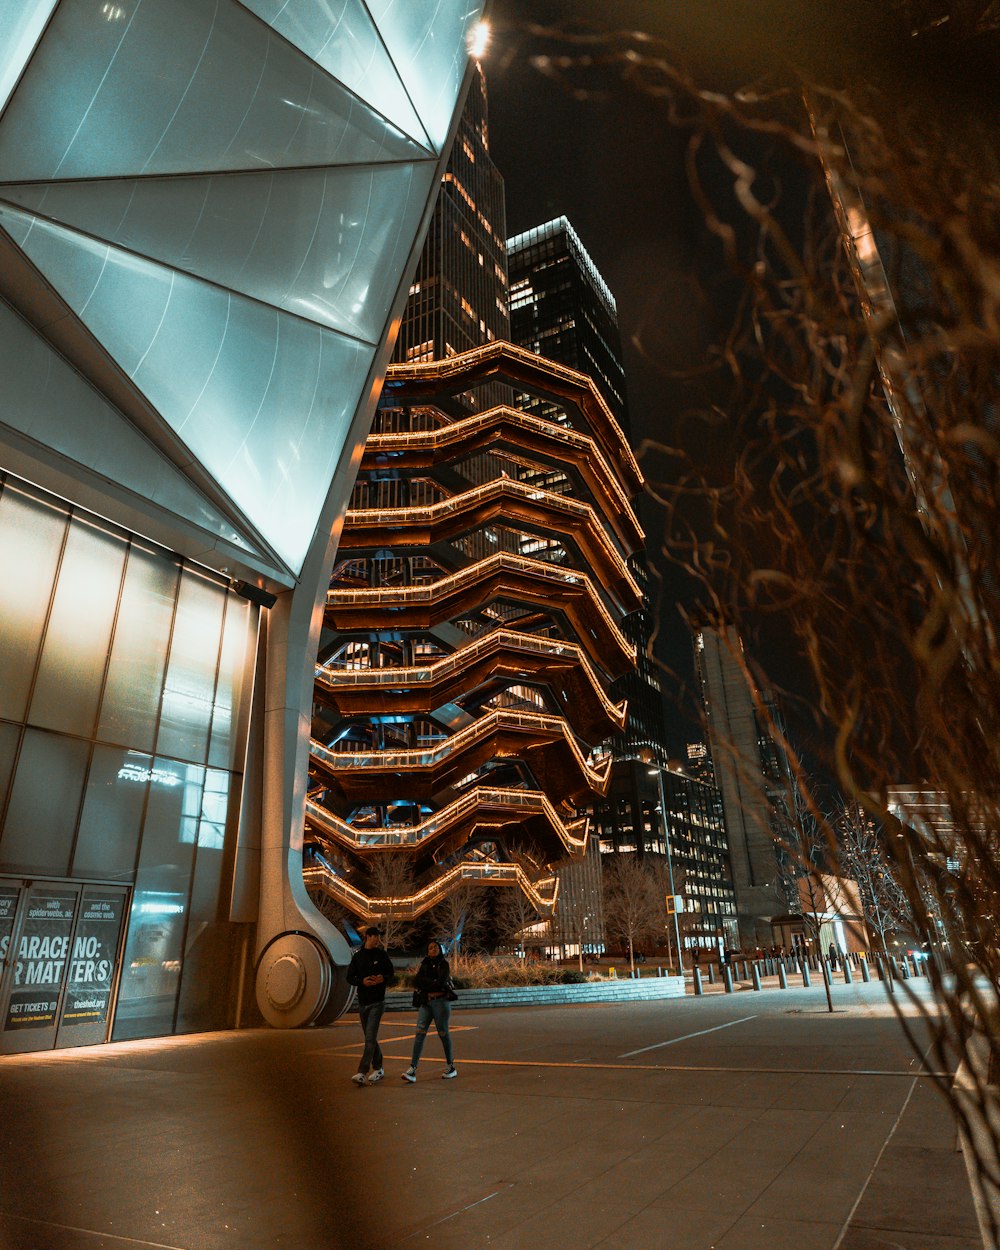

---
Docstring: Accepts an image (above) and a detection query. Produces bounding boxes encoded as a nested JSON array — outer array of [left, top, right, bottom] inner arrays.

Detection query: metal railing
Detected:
[[315, 627, 627, 729], [345, 477, 640, 601], [303, 856, 560, 921], [305, 784, 589, 854], [310, 707, 612, 789], [326, 551, 636, 664], [365, 404, 641, 535], [385, 340, 640, 486]]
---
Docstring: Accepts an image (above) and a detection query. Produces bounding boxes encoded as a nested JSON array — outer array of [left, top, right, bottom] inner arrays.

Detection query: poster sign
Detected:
[[0, 884, 19, 975], [4, 890, 77, 1031], [60, 888, 124, 1029]]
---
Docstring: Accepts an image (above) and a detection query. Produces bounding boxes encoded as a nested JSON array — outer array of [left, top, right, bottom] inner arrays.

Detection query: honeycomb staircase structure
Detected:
[[307, 343, 642, 931]]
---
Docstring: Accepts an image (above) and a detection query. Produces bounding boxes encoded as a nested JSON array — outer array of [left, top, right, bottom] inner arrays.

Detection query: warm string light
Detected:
[[364, 404, 641, 538], [316, 627, 627, 728], [345, 477, 641, 602], [327, 550, 637, 664], [305, 785, 588, 854], [304, 857, 559, 921], [385, 340, 641, 486], [310, 706, 613, 788]]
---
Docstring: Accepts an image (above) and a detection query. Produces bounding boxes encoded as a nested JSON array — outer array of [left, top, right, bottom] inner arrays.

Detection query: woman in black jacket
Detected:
[[402, 940, 457, 1082]]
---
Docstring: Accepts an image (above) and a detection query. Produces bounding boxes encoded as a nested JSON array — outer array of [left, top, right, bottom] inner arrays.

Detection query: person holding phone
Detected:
[[346, 926, 396, 1086]]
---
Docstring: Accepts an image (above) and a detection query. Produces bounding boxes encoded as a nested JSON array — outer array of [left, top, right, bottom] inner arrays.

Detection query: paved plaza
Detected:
[[0, 981, 981, 1250]]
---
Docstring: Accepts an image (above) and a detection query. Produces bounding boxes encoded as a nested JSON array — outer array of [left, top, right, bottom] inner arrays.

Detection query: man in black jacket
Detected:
[[346, 927, 396, 1086]]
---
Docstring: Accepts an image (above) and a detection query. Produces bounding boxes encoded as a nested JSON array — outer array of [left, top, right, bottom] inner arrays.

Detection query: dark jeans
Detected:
[[411, 997, 453, 1067], [358, 1001, 385, 1074]]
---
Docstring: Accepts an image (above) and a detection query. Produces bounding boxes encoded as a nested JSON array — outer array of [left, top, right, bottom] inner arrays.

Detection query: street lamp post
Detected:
[[643, 753, 684, 974]]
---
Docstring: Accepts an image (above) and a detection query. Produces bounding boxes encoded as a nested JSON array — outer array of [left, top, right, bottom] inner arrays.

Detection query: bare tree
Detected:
[[602, 855, 664, 975], [836, 802, 912, 967], [366, 855, 418, 953], [494, 884, 541, 957], [429, 881, 489, 955], [510, 13, 1000, 1217]]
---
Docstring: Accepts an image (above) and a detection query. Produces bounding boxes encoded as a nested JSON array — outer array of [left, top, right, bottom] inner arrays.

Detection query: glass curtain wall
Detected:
[[0, 472, 257, 1044]]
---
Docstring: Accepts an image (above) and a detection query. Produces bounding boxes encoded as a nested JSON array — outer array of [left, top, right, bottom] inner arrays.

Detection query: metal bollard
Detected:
[[843, 958, 853, 984], [860, 958, 871, 983], [708, 963, 717, 985], [822, 960, 832, 986], [778, 963, 788, 989], [801, 962, 811, 987], [751, 964, 762, 991], [693, 967, 704, 996], [723, 966, 734, 993]]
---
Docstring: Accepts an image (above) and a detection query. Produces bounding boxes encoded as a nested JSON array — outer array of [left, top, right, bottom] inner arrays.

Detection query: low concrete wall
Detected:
[[367, 976, 685, 1013]]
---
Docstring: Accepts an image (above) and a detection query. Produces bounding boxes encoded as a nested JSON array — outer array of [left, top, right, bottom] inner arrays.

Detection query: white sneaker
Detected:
[[368, 1067, 384, 1083], [441, 1066, 457, 1079], [401, 1067, 417, 1083], [351, 1072, 369, 1086]]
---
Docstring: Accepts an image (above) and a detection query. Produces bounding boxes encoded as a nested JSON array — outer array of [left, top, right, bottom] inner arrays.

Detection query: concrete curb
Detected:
[[356, 977, 686, 1012]]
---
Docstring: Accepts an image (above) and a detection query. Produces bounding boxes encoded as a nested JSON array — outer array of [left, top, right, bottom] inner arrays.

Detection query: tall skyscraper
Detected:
[[696, 627, 792, 947], [508, 226, 665, 783], [508, 217, 626, 422], [393, 63, 509, 369]]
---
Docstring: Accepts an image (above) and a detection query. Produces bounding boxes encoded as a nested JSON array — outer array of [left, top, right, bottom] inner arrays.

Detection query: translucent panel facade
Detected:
[[0, 473, 257, 1045], [0, 162, 437, 343], [0, 304, 257, 556], [0, 0, 59, 115], [0, 0, 484, 1047], [0, 0, 423, 181], [365, 0, 481, 150], [236, 0, 432, 149], [0, 206, 378, 570]]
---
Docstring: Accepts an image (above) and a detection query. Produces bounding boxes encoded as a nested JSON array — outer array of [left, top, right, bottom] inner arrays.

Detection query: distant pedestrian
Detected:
[[346, 926, 396, 1086], [402, 940, 458, 1082]]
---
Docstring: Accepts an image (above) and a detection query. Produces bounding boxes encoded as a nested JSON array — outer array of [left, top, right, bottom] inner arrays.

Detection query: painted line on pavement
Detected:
[[398, 1183, 514, 1243], [0, 1212, 186, 1250], [619, 1014, 759, 1057], [409, 1056, 950, 1078]]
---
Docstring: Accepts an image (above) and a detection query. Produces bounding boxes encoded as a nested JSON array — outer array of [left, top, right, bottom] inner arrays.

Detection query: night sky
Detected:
[[484, 2, 816, 749], [482, 1, 999, 758]]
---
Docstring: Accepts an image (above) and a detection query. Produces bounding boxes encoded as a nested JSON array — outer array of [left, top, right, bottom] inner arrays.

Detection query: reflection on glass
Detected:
[[112, 754, 202, 1041], [208, 596, 254, 772], [72, 745, 152, 880], [0, 162, 437, 343], [98, 542, 180, 753], [237, 0, 430, 148], [2, 206, 377, 572], [0, 480, 67, 721], [366, 0, 481, 151], [0, 0, 422, 180], [0, 730, 90, 875], [29, 515, 127, 737], [156, 570, 226, 766]]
